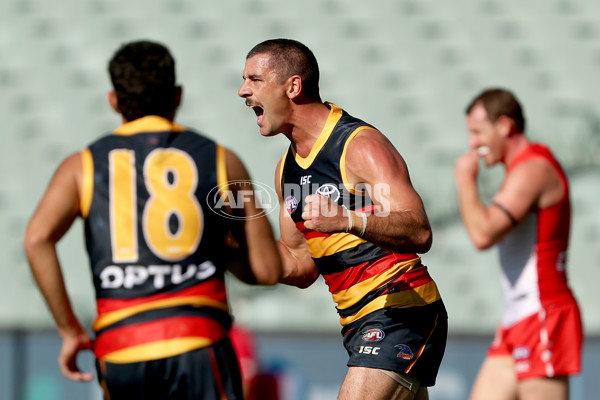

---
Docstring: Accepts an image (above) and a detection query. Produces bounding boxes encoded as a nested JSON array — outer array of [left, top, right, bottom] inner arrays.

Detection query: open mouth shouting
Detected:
[[246, 100, 264, 126]]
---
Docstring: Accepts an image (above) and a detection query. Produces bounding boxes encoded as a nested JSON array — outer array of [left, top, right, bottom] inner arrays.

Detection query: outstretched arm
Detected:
[[23, 153, 93, 381], [303, 129, 432, 254], [221, 148, 283, 285]]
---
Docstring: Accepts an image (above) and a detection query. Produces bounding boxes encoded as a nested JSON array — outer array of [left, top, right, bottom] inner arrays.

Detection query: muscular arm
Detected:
[[275, 161, 320, 289], [454, 151, 562, 249], [23, 153, 93, 381], [303, 129, 432, 254], [222, 149, 283, 285]]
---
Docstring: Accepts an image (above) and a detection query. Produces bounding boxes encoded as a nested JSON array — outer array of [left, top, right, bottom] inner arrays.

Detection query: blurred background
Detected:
[[1, 0, 599, 399]]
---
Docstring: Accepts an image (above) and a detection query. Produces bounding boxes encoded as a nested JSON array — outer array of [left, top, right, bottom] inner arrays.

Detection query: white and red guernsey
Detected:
[[497, 143, 578, 328]]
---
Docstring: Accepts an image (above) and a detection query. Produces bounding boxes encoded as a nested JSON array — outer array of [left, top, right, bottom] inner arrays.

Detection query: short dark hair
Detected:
[[108, 40, 177, 121], [466, 88, 526, 132], [247, 38, 321, 101]]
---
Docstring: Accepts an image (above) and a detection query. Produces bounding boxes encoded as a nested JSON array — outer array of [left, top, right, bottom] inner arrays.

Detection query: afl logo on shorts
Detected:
[[285, 195, 299, 214], [315, 183, 341, 202], [395, 344, 414, 360], [362, 329, 385, 342]]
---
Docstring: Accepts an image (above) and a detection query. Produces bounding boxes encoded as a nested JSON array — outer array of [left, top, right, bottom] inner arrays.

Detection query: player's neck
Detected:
[[287, 102, 331, 157], [503, 134, 529, 166]]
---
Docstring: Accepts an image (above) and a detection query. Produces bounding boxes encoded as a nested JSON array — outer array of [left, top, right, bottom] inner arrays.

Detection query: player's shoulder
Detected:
[[347, 127, 399, 159], [508, 154, 557, 178], [50, 151, 85, 183], [350, 127, 387, 143], [503, 156, 560, 201], [61, 151, 84, 167]]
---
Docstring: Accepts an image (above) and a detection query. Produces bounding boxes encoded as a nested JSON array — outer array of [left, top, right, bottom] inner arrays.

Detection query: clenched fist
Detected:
[[302, 194, 348, 233]]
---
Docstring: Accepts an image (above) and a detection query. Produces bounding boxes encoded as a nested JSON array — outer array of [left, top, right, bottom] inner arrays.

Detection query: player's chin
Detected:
[[259, 128, 279, 137], [483, 155, 498, 167], [258, 126, 269, 136]]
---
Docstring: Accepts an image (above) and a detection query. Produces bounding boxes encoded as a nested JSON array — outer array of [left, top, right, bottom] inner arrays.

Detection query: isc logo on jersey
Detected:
[[358, 346, 381, 355], [362, 328, 385, 342]]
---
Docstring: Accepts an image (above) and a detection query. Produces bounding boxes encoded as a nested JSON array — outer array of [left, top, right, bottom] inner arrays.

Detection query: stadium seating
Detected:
[[1, 0, 598, 337]]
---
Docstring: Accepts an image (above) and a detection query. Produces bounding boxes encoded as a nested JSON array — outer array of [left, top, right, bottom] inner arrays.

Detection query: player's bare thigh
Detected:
[[338, 366, 428, 400], [470, 356, 517, 400], [518, 376, 569, 400]]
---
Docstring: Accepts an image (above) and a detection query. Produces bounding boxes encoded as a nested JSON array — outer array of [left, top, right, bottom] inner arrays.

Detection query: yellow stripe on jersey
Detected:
[[338, 281, 442, 326], [332, 259, 418, 310], [340, 126, 373, 194], [80, 148, 94, 219], [113, 116, 186, 136], [306, 232, 367, 258], [293, 103, 343, 169], [278, 151, 288, 189], [215, 144, 228, 199], [93, 296, 229, 331], [101, 337, 211, 364]]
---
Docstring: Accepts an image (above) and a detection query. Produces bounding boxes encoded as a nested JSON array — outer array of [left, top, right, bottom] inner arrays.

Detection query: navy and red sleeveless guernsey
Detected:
[[498, 143, 579, 327], [80, 116, 233, 364], [279, 103, 442, 326]]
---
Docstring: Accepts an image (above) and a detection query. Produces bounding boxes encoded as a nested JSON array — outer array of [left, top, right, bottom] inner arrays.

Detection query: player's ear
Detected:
[[287, 75, 302, 99], [496, 115, 513, 137], [107, 91, 120, 113]]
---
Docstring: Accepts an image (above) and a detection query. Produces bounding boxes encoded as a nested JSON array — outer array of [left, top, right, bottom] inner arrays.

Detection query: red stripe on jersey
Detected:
[[94, 315, 227, 359], [356, 205, 375, 214], [324, 259, 370, 293], [324, 253, 419, 293], [96, 280, 226, 316], [295, 221, 330, 239], [207, 346, 228, 400], [382, 266, 434, 293]]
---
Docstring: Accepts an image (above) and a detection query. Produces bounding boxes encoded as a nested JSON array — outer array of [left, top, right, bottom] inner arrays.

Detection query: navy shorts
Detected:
[[342, 300, 448, 387], [96, 338, 243, 400]]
